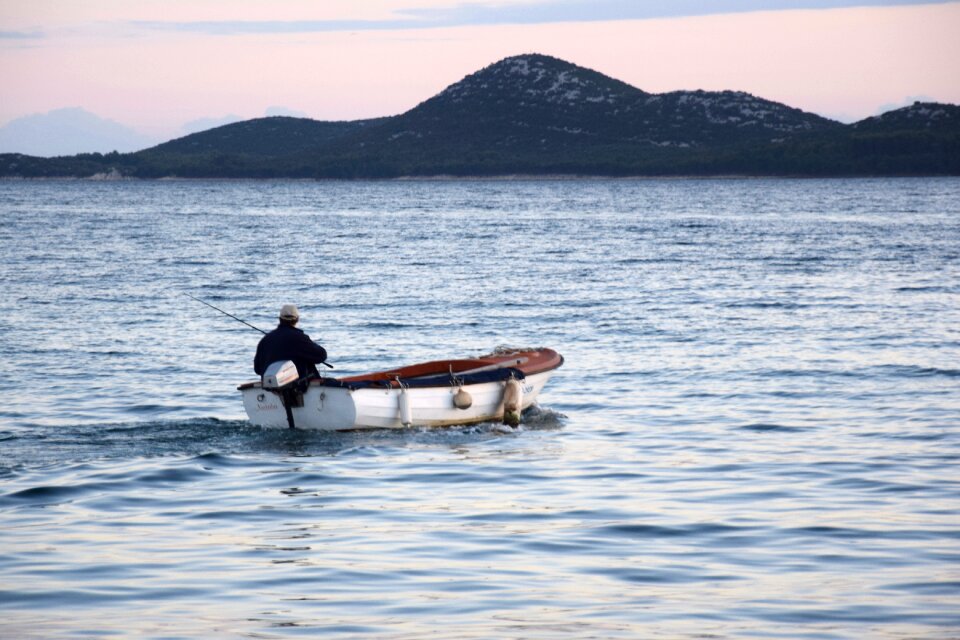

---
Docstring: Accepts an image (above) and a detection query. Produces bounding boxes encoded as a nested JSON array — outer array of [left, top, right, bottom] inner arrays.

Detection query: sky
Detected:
[[1, 0, 959, 140]]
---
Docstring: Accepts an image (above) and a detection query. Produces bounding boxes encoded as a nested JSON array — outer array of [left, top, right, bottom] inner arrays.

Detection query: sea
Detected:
[[1, 178, 958, 639]]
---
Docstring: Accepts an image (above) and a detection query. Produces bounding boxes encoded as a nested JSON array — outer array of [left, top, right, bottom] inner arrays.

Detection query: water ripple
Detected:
[[1, 178, 959, 639]]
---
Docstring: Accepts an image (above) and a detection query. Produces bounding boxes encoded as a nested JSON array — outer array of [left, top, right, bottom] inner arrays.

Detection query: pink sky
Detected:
[[1, 1, 958, 138]]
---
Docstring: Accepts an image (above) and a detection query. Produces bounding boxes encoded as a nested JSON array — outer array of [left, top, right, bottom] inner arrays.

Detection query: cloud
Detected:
[[0, 30, 44, 39], [131, 0, 955, 34], [401, 0, 957, 25], [131, 19, 404, 36]]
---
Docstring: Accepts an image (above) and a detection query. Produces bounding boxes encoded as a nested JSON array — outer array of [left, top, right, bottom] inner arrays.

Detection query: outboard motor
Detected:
[[262, 360, 305, 429], [262, 360, 299, 390]]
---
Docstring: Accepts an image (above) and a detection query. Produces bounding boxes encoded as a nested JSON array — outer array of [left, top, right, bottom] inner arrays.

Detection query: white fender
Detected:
[[453, 387, 473, 410], [502, 378, 523, 427], [399, 387, 413, 426]]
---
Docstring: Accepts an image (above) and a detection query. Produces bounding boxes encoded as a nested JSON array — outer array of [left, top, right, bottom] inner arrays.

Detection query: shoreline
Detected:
[[2, 173, 957, 182]]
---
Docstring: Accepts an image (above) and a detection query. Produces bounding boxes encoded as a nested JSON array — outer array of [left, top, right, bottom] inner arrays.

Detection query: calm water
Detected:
[[1, 178, 958, 639]]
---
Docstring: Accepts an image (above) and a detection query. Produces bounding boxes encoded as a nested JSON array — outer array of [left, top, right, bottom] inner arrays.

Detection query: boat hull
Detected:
[[239, 348, 562, 430], [241, 371, 553, 430]]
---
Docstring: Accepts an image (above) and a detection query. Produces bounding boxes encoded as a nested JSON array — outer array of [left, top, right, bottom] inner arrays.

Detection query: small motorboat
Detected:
[[238, 347, 564, 430]]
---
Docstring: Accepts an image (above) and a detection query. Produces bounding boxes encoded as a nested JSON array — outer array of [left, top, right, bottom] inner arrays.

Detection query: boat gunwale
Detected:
[[238, 349, 563, 391]]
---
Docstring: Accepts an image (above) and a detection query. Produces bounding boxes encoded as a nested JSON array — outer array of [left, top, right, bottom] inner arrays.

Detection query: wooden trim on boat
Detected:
[[238, 349, 563, 391]]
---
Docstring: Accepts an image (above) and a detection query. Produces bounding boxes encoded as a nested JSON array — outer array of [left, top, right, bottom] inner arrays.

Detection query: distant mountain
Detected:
[[264, 106, 308, 118], [0, 108, 157, 157], [1, 55, 957, 177]]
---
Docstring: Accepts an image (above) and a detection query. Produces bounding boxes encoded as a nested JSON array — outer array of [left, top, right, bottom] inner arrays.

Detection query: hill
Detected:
[[366, 54, 839, 152], [291, 54, 843, 177], [1, 55, 957, 178], [735, 102, 960, 176], [143, 116, 386, 156]]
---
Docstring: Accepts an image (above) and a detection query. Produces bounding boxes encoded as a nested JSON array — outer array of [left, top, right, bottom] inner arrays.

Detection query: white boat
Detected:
[[239, 348, 564, 430]]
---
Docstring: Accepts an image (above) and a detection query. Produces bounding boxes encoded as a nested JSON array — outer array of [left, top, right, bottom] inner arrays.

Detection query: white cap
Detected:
[[279, 304, 300, 321]]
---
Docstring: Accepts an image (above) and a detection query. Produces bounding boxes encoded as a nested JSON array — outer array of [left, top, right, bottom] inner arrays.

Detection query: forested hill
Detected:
[[146, 117, 387, 156], [2, 54, 958, 178]]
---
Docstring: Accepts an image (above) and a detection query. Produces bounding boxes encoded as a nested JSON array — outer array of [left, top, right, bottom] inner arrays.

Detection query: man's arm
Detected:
[[297, 332, 328, 365]]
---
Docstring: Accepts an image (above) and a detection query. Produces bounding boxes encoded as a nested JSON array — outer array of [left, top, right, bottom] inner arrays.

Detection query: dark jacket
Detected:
[[254, 324, 328, 378]]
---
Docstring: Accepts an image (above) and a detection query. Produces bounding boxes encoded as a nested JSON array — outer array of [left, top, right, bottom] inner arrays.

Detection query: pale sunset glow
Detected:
[[1, 1, 958, 139]]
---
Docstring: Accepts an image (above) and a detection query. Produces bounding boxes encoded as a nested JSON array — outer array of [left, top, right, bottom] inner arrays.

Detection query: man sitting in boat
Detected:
[[253, 304, 328, 379]]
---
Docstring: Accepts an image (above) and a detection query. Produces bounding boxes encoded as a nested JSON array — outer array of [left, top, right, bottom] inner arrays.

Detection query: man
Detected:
[[253, 304, 328, 379]]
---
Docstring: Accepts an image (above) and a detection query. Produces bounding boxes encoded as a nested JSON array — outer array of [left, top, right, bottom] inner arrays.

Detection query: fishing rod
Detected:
[[183, 291, 267, 334], [182, 292, 333, 368]]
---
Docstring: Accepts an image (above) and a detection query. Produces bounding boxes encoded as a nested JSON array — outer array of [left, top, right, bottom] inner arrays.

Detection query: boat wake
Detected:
[[2, 406, 565, 474]]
